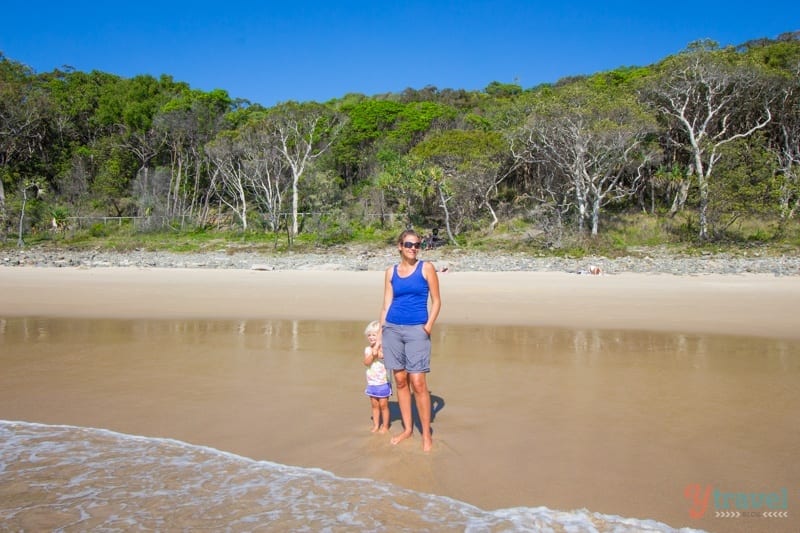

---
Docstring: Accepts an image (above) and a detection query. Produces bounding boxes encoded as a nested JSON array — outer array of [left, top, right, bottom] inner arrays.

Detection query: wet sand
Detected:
[[2, 266, 799, 532]]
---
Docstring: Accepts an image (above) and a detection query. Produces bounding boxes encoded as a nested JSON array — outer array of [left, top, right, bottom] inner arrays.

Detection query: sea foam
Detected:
[[0, 420, 703, 532]]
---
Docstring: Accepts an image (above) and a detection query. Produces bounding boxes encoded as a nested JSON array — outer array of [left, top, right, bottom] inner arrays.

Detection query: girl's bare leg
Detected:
[[369, 397, 380, 432]]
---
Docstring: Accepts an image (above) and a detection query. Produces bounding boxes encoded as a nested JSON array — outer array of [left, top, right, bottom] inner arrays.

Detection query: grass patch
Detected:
[[3, 211, 799, 259]]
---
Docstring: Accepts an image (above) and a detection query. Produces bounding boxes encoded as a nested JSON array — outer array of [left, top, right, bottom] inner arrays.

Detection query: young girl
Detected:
[[363, 320, 391, 433]]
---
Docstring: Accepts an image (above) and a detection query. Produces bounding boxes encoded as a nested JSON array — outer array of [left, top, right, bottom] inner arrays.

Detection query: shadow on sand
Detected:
[[387, 393, 445, 435]]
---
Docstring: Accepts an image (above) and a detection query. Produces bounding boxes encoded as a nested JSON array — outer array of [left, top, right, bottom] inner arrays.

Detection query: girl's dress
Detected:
[[364, 354, 392, 398]]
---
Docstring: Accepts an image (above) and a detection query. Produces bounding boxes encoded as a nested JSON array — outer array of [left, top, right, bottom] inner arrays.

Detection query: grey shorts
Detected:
[[381, 322, 430, 373]]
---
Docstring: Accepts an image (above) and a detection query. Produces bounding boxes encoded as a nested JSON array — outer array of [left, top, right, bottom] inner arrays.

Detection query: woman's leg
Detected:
[[391, 369, 413, 444], [410, 372, 432, 451], [378, 397, 390, 433]]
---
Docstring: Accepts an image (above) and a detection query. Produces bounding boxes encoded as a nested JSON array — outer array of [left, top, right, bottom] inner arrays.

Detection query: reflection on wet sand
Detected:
[[1, 317, 797, 532]]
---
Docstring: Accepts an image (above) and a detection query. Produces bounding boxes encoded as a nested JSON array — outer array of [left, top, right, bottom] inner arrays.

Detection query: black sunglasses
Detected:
[[402, 241, 421, 249]]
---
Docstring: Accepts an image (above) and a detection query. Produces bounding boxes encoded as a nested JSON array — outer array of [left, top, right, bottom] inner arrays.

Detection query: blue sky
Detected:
[[2, 1, 797, 107]]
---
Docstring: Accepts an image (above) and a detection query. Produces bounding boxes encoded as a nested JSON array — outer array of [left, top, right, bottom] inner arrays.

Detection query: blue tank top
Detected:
[[385, 261, 429, 325]]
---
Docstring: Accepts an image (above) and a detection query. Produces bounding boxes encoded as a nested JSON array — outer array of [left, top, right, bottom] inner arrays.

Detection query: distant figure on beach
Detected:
[[377, 229, 442, 452], [422, 227, 443, 249], [363, 320, 391, 433], [577, 265, 603, 275]]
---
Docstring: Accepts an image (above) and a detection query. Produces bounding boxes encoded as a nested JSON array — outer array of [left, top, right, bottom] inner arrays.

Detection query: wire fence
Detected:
[[63, 215, 192, 230], [59, 212, 401, 231]]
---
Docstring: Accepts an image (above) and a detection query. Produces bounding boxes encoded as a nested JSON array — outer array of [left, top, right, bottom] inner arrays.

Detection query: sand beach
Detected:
[[2, 266, 799, 338], [1, 265, 799, 532]]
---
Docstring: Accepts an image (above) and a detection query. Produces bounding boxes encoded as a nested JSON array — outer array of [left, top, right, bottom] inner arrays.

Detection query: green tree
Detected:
[[16, 178, 46, 246], [410, 129, 512, 236], [514, 81, 657, 235], [258, 102, 346, 237], [708, 134, 780, 235], [154, 88, 232, 221], [43, 68, 118, 146], [205, 130, 250, 230], [332, 99, 457, 186], [376, 152, 434, 229], [759, 45, 800, 222], [332, 99, 405, 184], [89, 136, 138, 216], [0, 54, 50, 239], [484, 81, 523, 97], [390, 101, 458, 147], [639, 41, 777, 239]]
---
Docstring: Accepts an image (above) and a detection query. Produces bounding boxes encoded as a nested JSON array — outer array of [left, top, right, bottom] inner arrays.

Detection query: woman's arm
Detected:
[[423, 261, 441, 336], [376, 266, 393, 349]]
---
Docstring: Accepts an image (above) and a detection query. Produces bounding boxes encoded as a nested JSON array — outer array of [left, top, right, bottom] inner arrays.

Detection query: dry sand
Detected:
[[1, 266, 798, 339]]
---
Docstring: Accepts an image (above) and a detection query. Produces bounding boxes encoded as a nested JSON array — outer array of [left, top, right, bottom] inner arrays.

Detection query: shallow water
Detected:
[[1, 317, 798, 532], [1, 421, 699, 532]]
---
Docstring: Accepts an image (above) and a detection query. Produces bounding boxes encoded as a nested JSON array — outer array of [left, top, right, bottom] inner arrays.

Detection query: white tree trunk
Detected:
[[0, 178, 5, 239]]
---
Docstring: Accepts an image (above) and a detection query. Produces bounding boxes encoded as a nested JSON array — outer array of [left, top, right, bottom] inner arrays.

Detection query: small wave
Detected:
[[0, 420, 702, 532]]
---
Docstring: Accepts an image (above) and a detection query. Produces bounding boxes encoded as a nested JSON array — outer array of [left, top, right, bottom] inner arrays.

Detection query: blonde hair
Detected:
[[364, 320, 380, 335]]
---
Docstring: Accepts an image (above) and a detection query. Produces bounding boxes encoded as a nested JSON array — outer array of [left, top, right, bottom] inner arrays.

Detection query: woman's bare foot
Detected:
[[422, 435, 433, 452], [390, 430, 412, 445], [370, 425, 380, 433], [378, 425, 389, 434]]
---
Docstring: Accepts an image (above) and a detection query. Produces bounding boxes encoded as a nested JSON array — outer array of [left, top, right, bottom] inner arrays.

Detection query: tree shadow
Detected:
[[388, 392, 445, 434]]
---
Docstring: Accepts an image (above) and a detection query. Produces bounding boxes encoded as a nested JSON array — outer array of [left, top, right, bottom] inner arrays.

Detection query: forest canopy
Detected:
[[1, 31, 799, 249]]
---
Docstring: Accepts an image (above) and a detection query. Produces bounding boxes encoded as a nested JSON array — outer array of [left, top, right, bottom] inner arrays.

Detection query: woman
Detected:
[[378, 229, 441, 452]]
